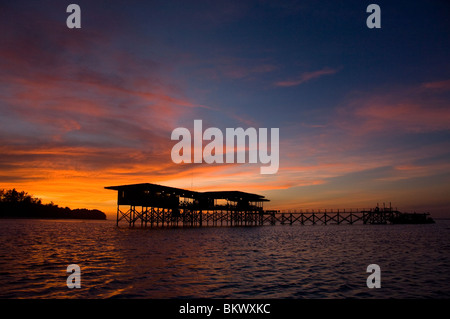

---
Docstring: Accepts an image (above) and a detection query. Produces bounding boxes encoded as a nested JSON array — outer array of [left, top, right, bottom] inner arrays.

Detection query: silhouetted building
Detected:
[[105, 183, 269, 227]]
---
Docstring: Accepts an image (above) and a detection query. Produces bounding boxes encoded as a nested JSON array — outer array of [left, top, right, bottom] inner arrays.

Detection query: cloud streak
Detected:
[[335, 82, 450, 134], [274, 67, 339, 87]]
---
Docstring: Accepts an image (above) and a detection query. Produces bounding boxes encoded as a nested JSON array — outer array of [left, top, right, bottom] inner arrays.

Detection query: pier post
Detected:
[[116, 205, 119, 227], [130, 205, 134, 227]]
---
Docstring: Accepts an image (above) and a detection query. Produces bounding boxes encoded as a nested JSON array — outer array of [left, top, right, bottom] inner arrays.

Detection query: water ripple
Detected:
[[0, 219, 449, 298]]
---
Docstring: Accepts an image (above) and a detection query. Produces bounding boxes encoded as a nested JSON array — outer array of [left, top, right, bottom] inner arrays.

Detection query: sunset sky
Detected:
[[1, 0, 449, 218]]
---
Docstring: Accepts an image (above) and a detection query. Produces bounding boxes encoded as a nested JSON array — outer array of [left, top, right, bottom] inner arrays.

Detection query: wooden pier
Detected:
[[105, 183, 426, 227], [264, 206, 402, 226]]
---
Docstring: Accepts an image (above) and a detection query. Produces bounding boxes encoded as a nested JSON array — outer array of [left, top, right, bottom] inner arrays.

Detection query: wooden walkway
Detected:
[[116, 206, 400, 227]]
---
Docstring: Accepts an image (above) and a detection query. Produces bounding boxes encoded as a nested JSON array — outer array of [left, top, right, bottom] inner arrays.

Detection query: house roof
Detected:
[[105, 183, 269, 201]]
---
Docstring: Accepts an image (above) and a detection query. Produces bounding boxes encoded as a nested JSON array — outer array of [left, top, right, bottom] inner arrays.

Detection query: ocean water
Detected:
[[0, 218, 449, 299]]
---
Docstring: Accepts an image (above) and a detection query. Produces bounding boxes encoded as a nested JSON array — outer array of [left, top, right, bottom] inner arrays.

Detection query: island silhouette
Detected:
[[0, 188, 106, 220]]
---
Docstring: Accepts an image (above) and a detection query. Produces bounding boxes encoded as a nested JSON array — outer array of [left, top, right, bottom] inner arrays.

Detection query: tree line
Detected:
[[0, 189, 106, 220]]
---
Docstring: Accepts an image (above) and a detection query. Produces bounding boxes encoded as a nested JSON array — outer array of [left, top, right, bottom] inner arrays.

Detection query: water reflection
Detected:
[[0, 219, 449, 298]]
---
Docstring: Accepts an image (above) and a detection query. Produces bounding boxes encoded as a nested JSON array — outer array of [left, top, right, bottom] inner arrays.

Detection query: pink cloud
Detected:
[[274, 67, 339, 87], [422, 79, 450, 90], [335, 86, 450, 134]]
